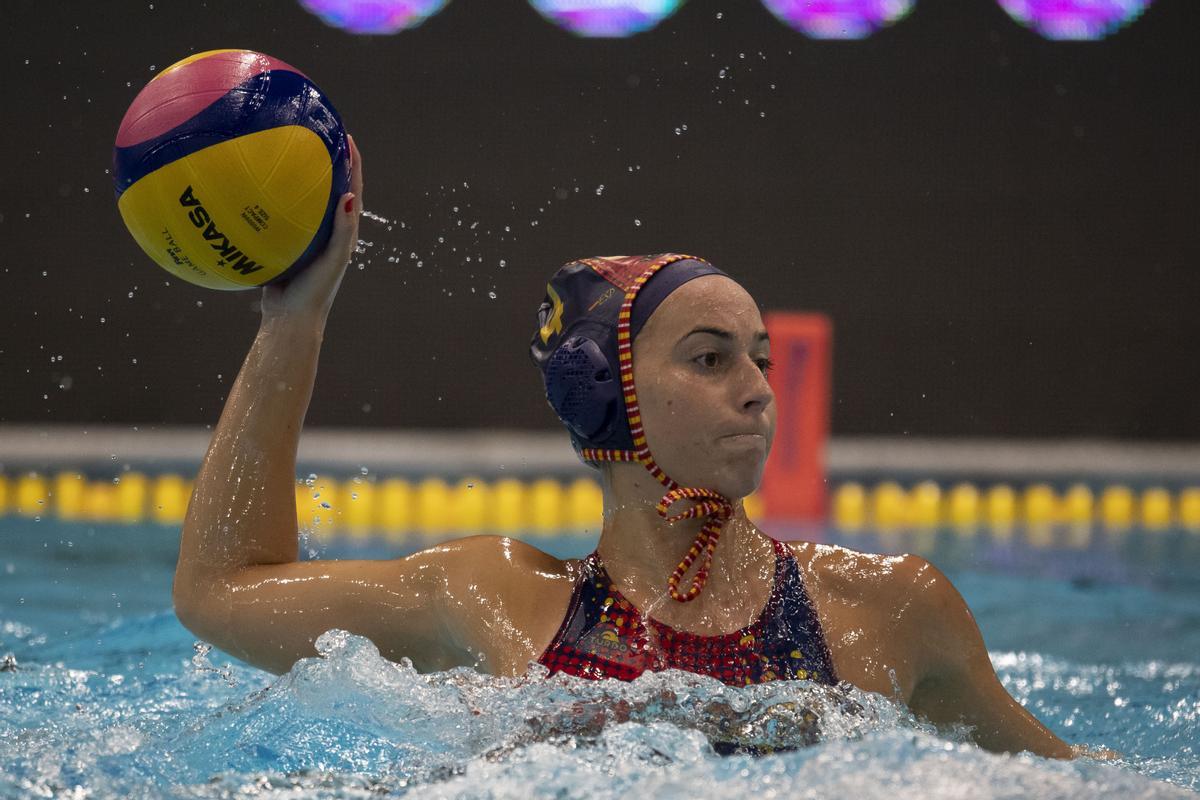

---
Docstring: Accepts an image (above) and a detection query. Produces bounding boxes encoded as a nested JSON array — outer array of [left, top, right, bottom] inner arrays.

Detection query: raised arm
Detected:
[[171, 139, 468, 674]]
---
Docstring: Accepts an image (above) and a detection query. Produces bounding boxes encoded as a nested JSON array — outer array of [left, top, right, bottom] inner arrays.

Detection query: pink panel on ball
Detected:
[[115, 51, 304, 148]]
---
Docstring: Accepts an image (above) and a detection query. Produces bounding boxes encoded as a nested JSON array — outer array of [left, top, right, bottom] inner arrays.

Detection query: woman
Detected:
[[173, 137, 1083, 759]]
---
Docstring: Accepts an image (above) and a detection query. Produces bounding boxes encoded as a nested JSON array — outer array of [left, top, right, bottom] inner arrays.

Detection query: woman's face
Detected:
[[631, 275, 776, 499]]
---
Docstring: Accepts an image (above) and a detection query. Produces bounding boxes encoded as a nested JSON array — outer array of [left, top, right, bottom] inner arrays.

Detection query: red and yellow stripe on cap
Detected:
[[577, 253, 735, 603]]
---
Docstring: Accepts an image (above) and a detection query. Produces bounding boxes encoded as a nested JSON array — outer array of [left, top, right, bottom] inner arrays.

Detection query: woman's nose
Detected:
[[738, 357, 773, 410]]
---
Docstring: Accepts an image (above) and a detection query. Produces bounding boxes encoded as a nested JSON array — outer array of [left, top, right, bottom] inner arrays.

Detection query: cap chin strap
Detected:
[[579, 446, 734, 603], [655, 473, 736, 603], [578, 253, 734, 603]]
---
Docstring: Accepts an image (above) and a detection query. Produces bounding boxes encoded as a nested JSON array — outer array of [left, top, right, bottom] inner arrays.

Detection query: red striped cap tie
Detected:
[[575, 253, 737, 603]]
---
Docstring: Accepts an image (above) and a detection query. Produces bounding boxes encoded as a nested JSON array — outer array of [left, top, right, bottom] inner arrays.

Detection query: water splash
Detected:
[[3, 624, 1194, 798]]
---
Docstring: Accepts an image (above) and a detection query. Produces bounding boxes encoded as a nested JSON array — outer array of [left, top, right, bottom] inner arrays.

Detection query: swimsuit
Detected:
[[537, 538, 839, 687]]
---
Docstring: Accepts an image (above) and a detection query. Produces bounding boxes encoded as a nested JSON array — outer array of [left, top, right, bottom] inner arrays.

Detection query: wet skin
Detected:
[[173, 139, 1092, 761]]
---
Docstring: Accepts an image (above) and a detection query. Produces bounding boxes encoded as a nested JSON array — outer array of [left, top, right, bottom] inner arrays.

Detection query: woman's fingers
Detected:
[[259, 134, 362, 322], [326, 190, 359, 266], [301, 135, 362, 290], [315, 134, 362, 286], [348, 134, 363, 207]]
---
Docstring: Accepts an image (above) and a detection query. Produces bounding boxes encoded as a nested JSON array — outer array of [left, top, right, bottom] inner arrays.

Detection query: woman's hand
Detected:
[[260, 134, 364, 328]]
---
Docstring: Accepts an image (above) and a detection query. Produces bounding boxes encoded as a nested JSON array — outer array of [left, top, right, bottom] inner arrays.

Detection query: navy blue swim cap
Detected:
[[530, 254, 740, 603], [529, 254, 730, 466]]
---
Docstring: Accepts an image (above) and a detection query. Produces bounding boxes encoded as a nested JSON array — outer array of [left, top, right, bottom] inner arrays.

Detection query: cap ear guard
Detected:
[[545, 335, 620, 442]]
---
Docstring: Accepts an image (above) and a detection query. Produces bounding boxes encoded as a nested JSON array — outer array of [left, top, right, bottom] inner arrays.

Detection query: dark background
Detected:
[[1, 0, 1196, 437]]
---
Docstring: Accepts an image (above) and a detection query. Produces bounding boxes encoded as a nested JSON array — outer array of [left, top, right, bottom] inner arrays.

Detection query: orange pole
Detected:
[[759, 312, 832, 522]]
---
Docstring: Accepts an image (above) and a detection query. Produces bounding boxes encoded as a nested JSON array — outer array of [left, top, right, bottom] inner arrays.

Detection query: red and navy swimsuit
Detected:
[[537, 538, 839, 687]]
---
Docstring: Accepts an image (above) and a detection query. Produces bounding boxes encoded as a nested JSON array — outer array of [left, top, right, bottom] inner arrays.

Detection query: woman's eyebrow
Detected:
[[678, 327, 771, 345]]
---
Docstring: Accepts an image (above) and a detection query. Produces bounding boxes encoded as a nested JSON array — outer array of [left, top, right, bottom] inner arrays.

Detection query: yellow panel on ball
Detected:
[[116, 126, 332, 290]]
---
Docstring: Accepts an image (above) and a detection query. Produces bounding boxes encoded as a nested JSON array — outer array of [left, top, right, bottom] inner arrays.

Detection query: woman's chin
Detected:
[[683, 467, 762, 502], [653, 448, 764, 500]]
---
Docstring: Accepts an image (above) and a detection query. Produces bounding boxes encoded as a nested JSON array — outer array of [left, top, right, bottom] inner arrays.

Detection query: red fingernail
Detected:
[[344, 195, 354, 214]]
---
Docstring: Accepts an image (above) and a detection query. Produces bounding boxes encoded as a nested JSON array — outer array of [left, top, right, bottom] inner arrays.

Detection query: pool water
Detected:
[[2, 518, 1198, 798]]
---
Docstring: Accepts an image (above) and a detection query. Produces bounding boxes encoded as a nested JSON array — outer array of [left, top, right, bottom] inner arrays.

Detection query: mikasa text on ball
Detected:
[[113, 49, 350, 290]]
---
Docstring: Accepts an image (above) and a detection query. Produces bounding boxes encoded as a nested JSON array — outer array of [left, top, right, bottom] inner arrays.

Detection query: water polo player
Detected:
[[173, 137, 1084, 760]]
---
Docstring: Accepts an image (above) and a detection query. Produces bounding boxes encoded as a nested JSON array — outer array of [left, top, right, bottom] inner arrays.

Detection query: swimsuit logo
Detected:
[[178, 186, 263, 276], [539, 284, 564, 344], [578, 625, 628, 656]]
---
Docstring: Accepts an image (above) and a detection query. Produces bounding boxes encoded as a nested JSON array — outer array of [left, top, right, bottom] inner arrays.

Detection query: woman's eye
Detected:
[[693, 353, 774, 373]]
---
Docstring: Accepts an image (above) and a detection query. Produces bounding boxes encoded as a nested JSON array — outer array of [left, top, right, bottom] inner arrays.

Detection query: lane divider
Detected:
[[833, 481, 1200, 532], [0, 472, 1197, 535]]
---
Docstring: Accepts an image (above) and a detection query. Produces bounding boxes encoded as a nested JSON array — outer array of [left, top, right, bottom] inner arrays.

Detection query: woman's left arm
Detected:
[[899, 556, 1076, 759]]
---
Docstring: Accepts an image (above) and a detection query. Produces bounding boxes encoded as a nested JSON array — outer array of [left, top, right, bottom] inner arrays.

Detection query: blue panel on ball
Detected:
[[112, 70, 349, 203]]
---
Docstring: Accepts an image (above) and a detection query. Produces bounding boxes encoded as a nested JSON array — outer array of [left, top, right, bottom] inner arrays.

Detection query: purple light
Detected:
[[996, 0, 1153, 40], [298, 0, 450, 34], [760, 0, 915, 39], [528, 0, 684, 38]]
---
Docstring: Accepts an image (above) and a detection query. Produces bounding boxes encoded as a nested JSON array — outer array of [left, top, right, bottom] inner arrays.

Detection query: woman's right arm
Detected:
[[170, 138, 506, 675]]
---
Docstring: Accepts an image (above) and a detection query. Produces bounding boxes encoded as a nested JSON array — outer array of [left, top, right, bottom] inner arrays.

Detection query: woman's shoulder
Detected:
[[413, 535, 584, 670], [423, 534, 582, 582], [779, 538, 935, 602]]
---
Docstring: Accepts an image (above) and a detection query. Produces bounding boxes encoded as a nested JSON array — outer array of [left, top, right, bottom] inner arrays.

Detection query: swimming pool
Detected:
[[2, 515, 1197, 798]]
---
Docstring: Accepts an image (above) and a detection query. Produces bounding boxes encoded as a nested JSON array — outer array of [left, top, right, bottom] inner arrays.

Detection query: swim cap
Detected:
[[529, 254, 736, 603]]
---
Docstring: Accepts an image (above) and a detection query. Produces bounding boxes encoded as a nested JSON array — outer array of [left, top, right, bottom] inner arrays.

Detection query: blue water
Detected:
[[2, 518, 1198, 798]]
